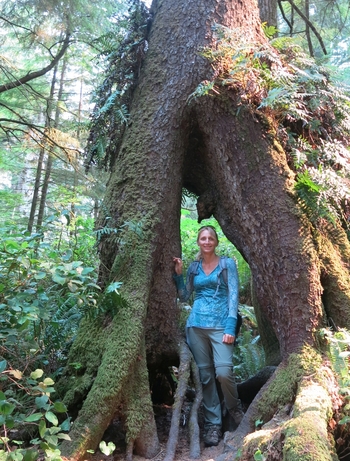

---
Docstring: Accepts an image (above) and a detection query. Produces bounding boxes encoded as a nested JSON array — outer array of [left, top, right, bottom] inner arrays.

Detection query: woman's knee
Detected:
[[215, 365, 233, 384], [199, 367, 215, 386]]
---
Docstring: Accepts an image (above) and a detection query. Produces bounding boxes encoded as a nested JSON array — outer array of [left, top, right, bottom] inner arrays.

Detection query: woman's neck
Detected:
[[201, 253, 219, 264]]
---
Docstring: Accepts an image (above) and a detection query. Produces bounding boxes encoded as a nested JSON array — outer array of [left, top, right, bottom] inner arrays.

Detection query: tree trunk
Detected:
[[37, 57, 67, 229], [59, 0, 350, 459], [258, 0, 277, 27], [27, 65, 58, 233]]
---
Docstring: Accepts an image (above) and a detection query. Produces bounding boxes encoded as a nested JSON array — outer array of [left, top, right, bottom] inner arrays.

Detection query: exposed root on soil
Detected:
[[163, 340, 200, 461], [188, 359, 202, 459]]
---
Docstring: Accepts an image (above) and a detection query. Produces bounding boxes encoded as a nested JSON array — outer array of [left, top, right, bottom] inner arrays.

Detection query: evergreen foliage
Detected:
[[191, 26, 350, 234], [84, 0, 151, 170]]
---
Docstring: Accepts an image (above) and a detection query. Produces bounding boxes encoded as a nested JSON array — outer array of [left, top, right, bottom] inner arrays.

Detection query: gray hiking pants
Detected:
[[186, 327, 239, 429]]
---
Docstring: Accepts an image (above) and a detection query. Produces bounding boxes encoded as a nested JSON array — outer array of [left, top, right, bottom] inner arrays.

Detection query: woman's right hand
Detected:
[[173, 257, 183, 275]]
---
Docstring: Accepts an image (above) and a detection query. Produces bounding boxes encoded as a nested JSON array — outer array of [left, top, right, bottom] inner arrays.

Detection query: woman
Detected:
[[173, 225, 244, 447]]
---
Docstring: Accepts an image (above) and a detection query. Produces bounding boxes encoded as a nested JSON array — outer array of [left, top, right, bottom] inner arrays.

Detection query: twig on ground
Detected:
[[189, 358, 202, 459], [163, 339, 192, 461]]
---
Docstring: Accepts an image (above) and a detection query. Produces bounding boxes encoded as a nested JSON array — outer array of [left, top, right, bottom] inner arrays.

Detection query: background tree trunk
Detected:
[[59, 0, 350, 459], [27, 66, 58, 232], [37, 57, 67, 229], [258, 0, 277, 26]]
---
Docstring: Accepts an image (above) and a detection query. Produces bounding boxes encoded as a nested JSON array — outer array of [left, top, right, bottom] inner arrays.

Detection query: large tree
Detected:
[[59, 0, 350, 460]]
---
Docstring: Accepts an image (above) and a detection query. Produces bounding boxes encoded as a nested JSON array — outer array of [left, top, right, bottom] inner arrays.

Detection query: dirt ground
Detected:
[[102, 403, 226, 461]]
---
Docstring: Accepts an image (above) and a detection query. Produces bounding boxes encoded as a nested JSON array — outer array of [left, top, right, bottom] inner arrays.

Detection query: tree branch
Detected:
[[0, 32, 71, 94], [278, 0, 293, 35], [285, 0, 327, 55]]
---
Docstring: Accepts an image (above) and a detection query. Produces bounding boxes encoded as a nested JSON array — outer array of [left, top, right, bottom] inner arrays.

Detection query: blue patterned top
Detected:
[[173, 258, 239, 336]]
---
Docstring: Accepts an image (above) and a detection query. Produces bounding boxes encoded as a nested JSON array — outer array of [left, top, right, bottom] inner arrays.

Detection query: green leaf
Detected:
[[62, 249, 73, 261], [23, 449, 39, 461], [57, 433, 71, 441], [24, 413, 43, 422], [35, 395, 49, 409], [81, 267, 95, 275], [45, 411, 58, 426], [39, 419, 47, 438], [44, 435, 58, 447], [5, 416, 14, 429], [52, 273, 66, 285], [34, 272, 46, 280], [8, 451, 23, 461], [106, 282, 122, 293], [99, 441, 116, 456], [30, 369, 44, 380], [60, 417, 71, 431], [0, 361, 7, 373], [0, 401, 15, 415], [339, 415, 350, 424], [43, 378, 55, 386], [53, 401, 67, 413], [48, 427, 61, 435]]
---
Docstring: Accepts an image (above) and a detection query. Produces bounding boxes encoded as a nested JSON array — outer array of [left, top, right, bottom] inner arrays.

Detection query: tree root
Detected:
[[189, 358, 203, 459], [164, 339, 200, 461]]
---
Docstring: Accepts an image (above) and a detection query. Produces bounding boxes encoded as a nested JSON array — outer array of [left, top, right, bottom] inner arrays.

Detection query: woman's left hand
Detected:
[[222, 334, 235, 344]]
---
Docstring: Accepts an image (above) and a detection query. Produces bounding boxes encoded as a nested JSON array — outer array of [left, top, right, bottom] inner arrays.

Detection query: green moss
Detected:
[[241, 372, 336, 461], [256, 346, 322, 421], [282, 415, 337, 461]]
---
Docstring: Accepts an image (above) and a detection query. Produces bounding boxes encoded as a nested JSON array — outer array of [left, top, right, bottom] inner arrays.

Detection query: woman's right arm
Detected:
[[172, 257, 193, 302]]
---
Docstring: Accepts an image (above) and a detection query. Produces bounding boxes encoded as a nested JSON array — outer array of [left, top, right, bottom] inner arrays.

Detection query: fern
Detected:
[[295, 168, 350, 228], [233, 329, 265, 381], [233, 305, 265, 381], [321, 328, 350, 396]]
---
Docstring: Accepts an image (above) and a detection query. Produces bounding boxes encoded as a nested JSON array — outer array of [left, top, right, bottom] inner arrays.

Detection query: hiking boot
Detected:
[[229, 407, 244, 425], [203, 425, 222, 447], [229, 399, 244, 426]]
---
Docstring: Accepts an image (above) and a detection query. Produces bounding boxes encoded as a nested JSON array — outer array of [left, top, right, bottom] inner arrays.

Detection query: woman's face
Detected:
[[197, 229, 218, 255]]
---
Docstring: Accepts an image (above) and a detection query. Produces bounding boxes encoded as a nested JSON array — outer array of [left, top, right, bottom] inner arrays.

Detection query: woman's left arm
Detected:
[[223, 258, 239, 337]]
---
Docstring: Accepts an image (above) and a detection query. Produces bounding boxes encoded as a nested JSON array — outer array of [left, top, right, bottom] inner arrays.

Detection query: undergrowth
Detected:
[[320, 328, 350, 460]]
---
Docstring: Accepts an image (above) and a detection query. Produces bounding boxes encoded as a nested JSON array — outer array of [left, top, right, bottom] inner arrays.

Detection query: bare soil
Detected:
[[97, 403, 226, 461]]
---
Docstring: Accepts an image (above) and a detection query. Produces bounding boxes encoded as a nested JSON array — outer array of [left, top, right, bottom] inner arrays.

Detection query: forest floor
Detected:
[[99, 402, 226, 461]]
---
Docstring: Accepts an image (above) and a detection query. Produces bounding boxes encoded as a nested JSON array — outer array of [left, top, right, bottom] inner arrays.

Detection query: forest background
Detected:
[[1, 0, 350, 459]]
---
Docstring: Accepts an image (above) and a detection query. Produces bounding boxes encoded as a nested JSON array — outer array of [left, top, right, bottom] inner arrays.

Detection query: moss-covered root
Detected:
[[163, 340, 192, 461], [239, 375, 338, 461], [281, 378, 337, 461]]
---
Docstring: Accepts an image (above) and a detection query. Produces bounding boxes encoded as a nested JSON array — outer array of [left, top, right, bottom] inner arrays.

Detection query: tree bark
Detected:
[[258, 0, 277, 27], [59, 0, 350, 459]]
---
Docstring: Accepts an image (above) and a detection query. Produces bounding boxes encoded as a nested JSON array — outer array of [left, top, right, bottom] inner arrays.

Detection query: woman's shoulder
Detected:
[[220, 256, 237, 268]]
